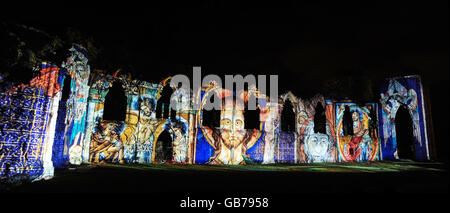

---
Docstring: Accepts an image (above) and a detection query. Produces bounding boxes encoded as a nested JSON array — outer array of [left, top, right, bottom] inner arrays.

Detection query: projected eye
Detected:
[[221, 119, 232, 127]]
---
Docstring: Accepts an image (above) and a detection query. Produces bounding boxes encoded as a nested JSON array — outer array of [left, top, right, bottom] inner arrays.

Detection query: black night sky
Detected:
[[5, 2, 448, 92]]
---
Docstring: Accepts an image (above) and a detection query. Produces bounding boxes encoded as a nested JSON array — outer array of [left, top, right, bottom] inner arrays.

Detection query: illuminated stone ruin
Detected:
[[0, 45, 432, 181]]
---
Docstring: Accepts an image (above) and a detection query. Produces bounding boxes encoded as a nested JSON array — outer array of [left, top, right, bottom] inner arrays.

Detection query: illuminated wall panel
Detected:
[[274, 132, 296, 163], [379, 76, 429, 160], [194, 86, 267, 165], [335, 102, 380, 162], [297, 96, 336, 163], [63, 45, 91, 165], [0, 63, 61, 179], [85, 75, 191, 164], [0, 88, 49, 178], [0, 41, 434, 180]]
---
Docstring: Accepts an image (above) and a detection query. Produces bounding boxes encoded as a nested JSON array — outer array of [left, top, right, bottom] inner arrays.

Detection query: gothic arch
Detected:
[[280, 91, 298, 133], [379, 77, 426, 160], [103, 80, 127, 121], [153, 129, 173, 163]]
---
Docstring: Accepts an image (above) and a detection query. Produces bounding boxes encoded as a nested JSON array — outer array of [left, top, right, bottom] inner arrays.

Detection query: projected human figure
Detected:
[[303, 122, 335, 163], [89, 125, 124, 163], [172, 124, 187, 163], [346, 111, 368, 161], [203, 97, 260, 165]]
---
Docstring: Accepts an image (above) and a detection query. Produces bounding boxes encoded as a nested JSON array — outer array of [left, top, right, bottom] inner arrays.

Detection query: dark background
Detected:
[[1, 1, 448, 163]]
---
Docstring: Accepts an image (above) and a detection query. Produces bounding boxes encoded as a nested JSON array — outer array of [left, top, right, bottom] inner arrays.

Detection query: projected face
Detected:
[[220, 109, 246, 148], [298, 110, 308, 126], [140, 99, 152, 117], [352, 111, 360, 122], [69, 145, 83, 165], [304, 133, 331, 163]]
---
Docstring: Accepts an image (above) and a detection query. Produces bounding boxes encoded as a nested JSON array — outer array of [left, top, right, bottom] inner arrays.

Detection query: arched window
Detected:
[[313, 102, 326, 134], [244, 93, 260, 130], [368, 105, 378, 138], [342, 105, 353, 136], [202, 94, 221, 128], [395, 104, 415, 160], [281, 99, 295, 132], [156, 82, 175, 119], [61, 74, 71, 102], [103, 81, 127, 121], [154, 130, 173, 163], [203, 109, 221, 128]]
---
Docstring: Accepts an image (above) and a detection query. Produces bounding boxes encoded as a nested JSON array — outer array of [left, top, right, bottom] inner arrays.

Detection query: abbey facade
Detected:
[[0, 45, 432, 180]]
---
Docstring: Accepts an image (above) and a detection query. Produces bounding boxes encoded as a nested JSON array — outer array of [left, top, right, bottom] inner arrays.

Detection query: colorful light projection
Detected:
[[48, 45, 92, 168], [272, 92, 295, 164], [335, 102, 380, 162], [0, 62, 61, 179], [63, 45, 91, 165], [0, 42, 435, 182], [194, 84, 267, 165], [85, 74, 191, 164], [297, 96, 337, 163], [379, 76, 429, 160]]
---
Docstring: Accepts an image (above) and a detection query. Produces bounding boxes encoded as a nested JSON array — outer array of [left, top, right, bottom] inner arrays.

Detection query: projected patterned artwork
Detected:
[[0, 88, 49, 178], [379, 76, 429, 160], [64, 45, 91, 165], [85, 75, 190, 164], [47, 45, 92, 168], [274, 92, 297, 164], [0, 63, 61, 180], [0, 43, 434, 181], [297, 95, 336, 163], [336, 102, 380, 162], [194, 85, 265, 165]]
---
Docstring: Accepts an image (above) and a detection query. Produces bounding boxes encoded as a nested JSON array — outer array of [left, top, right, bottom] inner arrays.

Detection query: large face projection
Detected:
[[196, 88, 262, 165], [303, 131, 333, 163], [220, 108, 246, 150], [297, 97, 336, 163], [210, 106, 248, 164]]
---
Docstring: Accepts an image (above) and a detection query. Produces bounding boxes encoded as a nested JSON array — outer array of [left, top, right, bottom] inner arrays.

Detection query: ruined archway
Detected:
[[202, 93, 221, 128], [154, 130, 173, 163], [395, 104, 415, 160], [313, 102, 326, 134], [103, 81, 127, 121], [281, 99, 296, 132], [244, 92, 260, 130], [379, 76, 429, 160]]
